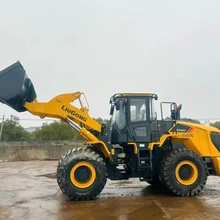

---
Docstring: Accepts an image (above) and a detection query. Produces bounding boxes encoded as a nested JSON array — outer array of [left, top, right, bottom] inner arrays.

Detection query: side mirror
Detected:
[[115, 98, 127, 111], [170, 103, 182, 120], [153, 94, 158, 100], [115, 99, 120, 111], [110, 104, 114, 115], [178, 104, 182, 111]]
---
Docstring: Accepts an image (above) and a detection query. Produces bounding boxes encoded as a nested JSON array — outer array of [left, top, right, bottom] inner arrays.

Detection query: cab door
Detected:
[[127, 97, 151, 143]]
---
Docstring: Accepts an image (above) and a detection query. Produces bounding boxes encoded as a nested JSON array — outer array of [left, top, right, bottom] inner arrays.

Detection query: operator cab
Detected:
[[108, 93, 182, 145], [109, 93, 158, 144]]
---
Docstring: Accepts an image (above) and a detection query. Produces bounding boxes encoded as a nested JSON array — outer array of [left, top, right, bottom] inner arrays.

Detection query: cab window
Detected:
[[130, 98, 146, 122]]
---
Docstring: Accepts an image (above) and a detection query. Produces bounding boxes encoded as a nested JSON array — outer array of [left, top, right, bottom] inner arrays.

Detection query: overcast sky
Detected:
[[0, 0, 220, 127]]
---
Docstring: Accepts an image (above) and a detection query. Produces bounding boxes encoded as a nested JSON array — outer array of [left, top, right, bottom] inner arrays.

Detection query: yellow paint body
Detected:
[[148, 121, 220, 175]]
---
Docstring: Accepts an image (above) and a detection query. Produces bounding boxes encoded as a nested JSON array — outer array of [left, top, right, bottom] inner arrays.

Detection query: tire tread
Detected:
[[159, 148, 208, 196], [57, 147, 107, 201]]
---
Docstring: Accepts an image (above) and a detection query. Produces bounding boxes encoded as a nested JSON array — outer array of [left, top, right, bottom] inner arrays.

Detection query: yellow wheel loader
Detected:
[[1, 61, 220, 200]]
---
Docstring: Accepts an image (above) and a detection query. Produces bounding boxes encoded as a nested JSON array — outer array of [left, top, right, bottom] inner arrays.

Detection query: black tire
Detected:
[[86, 145, 105, 159], [159, 148, 208, 196], [57, 147, 107, 201]]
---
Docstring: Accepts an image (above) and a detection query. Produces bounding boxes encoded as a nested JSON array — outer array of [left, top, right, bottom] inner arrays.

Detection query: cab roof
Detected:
[[110, 93, 158, 103]]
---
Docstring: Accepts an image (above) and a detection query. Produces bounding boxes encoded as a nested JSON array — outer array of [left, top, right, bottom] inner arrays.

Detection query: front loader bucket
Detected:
[[0, 61, 37, 112]]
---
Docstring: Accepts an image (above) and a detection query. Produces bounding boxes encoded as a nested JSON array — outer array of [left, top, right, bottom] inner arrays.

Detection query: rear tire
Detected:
[[57, 147, 107, 201], [159, 148, 208, 196]]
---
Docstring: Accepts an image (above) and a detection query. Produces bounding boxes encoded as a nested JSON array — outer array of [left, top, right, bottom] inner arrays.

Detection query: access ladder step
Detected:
[[138, 148, 153, 181]]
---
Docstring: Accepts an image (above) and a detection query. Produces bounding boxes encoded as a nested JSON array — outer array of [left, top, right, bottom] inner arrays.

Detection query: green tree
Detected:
[[32, 118, 111, 141], [94, 117, 111, 129], [180, 118, 201, 124], [210, 121, 220, 129], [0, 120, 31, 141], [32, 121, 82, 141]]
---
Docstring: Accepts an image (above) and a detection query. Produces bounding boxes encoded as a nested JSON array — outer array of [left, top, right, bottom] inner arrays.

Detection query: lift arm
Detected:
[[24, 92, 100, 131], [24, 92, 111, 158]]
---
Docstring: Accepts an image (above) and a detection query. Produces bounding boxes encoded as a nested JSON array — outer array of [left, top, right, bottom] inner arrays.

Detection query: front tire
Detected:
[[57, 147, 107, 201], [159, 148, 208, 196]]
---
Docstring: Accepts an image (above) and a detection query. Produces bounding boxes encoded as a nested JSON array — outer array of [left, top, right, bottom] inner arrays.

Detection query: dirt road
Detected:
[[0, 161, 220, 220]]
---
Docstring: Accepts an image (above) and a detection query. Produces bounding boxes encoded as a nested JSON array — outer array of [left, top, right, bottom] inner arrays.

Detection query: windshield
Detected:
[[130, 97, 157, 122], [130, 98, 146, 122]]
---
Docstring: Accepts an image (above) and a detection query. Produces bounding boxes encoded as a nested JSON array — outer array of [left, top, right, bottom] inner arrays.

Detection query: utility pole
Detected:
[[0, 115, 5, 141]]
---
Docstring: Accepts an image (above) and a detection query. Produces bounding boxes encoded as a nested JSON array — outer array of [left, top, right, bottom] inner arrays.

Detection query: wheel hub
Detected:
[[175, 160, 198, 186], [74, 166, 91, 183], [179, 164, 192, 180], [70, 161, 96, 188]]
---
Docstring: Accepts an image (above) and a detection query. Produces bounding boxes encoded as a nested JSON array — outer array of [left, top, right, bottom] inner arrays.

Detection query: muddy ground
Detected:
[[0, 161, 220, 220]]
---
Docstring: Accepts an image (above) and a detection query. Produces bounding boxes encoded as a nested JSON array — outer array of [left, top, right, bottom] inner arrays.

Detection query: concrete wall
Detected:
[[0, 141, 84, 161]]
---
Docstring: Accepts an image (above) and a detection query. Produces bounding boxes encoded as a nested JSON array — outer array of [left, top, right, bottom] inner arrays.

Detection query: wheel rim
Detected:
[[70, 161, 96, 188], [175, 160, 198, 185]]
